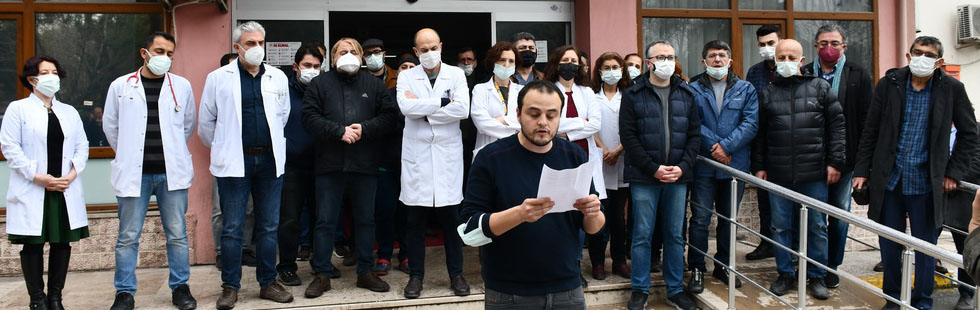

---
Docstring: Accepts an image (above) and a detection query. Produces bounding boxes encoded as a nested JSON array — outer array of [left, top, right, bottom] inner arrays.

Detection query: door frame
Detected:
[[734, 19, 786, 78]]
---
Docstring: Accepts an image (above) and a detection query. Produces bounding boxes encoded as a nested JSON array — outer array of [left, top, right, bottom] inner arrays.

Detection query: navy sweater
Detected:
[[459, 134, 593, 295]]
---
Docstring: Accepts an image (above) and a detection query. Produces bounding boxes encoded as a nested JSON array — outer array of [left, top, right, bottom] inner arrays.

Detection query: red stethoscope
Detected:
[[126, 67, 181, 112]]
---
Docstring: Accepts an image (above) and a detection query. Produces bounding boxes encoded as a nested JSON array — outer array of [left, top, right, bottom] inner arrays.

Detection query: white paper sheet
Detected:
[[537, 162, 593, 214]]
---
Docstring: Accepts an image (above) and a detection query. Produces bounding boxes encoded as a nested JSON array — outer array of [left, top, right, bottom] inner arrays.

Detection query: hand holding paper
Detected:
[[536, 163, 593, 214]]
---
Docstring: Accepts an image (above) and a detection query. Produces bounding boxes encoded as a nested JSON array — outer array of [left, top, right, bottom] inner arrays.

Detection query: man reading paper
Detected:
[[458, 80, 605, 310]]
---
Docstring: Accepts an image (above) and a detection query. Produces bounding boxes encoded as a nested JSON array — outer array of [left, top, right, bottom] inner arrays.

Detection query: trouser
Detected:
[[950, 226, 976, 298], [587, 187, 630, 267], [826, 170, 854, 269], [880, 188, 937, 309], [211, 177, 255, 255], [688, 178, 744, 272], [630, 182, 687, 297], [310, 172, 378, 276], [277, 168, 316, 273], [484, 287, 586, 310], [769, 181, 829, 279], [405, 205, 464, 279], [375, 169, 409, 262]]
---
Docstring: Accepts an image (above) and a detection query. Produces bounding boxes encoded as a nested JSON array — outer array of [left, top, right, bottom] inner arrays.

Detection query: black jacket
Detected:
[[855, 67, 979, 230], [945, 122, 980, 231], [803, 61, 874, 172], [301, 69, 399, 175], [619, 73, 701, 184], [751, 75, 845, 184]]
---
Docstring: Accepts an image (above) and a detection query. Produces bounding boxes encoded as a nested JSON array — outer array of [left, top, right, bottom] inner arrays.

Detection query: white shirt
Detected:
[[103, 70, 197, 197], [396, 63, 470, 207], [596, 88, 627, 189], [470, 79, 521, 157], [0, 94, 89, 235], [198, 59, 290, 178], [555, 82, 606, 199]]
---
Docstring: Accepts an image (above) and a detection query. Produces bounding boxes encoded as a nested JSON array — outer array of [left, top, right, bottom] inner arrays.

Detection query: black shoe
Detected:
[[712, 268, 742, 288], [627, 290, 648, 310], [874, 261, 884, 272], [807, 278, 829, 300], [746, 242, 774, 260], [241, 250, 257, 267], [650, 260, 662, 273], [881, 301, 900, 310], [955, 294, 975, 310], [334, 245, 350, 258], [666, 292, 697, 310], [46, 245, 71, 310], [21, 250, 48, 310], [356, 272, 391, 293], [687, 269, 704, 294], [404, 277, 423, 299], [279, 270, 302, 286], [450, 275, 471, 296], [172, 284, 197, 310], [936, 261, 949, 274], [769, 273, 795, 296], [110, 292, 135, 310], [824, 272, 840, 289]]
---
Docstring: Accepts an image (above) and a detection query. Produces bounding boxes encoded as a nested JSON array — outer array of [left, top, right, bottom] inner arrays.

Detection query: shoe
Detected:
[[955, 294, 976, 310], [343, 251, 357, 266], [172, 284, 197, 310], [666, 292, 697, 310], [627, 290, 648, 310], [712, 268, 742, 288], [580, 273, 589, 288], [396, 259, 410, 274], [304, 275, 331, 298], [331, 267, 342, 279], [404, 277, 423, 299], [687, 269, 704, 294], [279, 270, 302, 286], [21, 250, 48, 310], [357, 272, 391, 292], [881, 301, 900, 310], [874, 261, 884, 272], [769, 273, 796, 296], [936, 261, 949, 274], [746, 242, 774, 260], [215, 254, 222, 270], [450, 275, 471, 296], [215, 286, 237, 310], [296, 246, 312, 261], [110, 292, 134, 310], [824, 272, 840, 289], [807, 278, 829, 300], [259, 282, 293, 303], [373, 259, 392, 276], [650, 260, 662, 273], [613, 262, 631, 279], [241, 250, 257, 267], [592, 265, 608, 280], [334, 245, 350, 258], [47, 245, 71, 310]]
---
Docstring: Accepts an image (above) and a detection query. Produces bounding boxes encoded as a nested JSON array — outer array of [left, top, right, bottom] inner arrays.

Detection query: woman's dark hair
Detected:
[[20, 55, 64, 92], [542, 45, 588, 86], [294, 42, 325, 64], [591, 52, 630, 92], [484, 41, 521, 71]]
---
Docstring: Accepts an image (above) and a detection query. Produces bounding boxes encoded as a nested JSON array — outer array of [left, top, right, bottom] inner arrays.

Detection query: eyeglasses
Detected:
[[647, 55, 676, 61], [910, 49, 940, 59], [364, 49, 384, 56], [816, 40, 843, 48]]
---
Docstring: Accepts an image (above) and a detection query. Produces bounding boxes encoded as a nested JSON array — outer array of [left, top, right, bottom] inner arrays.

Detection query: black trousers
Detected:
[[405, 205, 464, 279], [588, 187, 630, 266]]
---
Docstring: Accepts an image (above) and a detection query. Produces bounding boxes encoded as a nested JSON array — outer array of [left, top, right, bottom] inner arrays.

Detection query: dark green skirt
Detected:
[[8, 191, 89, 244]]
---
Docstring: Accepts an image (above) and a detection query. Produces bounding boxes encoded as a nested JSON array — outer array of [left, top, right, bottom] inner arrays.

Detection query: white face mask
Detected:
[[241, 45, 265, 66], [627, 66, 641, 79], [493, 63, 515, 81], [336, 53, 361, 73], [775, 60, 800, 78], [144, 49, 172, 76], [299, 68, 320, 84], [419, 50, 441, 70], [909, 55, 939, 78], [601, 69, 623, 85], [704, 60, 729, 80], [365, 54, 385, 71], [759, 46, 776, 60], [34, 74, 61, 97], [460, 64, 474, 76], [653, 59, 675, 80]]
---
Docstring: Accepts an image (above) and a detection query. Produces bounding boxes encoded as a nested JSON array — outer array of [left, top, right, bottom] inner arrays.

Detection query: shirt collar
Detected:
[[238, 60, 266, 78]]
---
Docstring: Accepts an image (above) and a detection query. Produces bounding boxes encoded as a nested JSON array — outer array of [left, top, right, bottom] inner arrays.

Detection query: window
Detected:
[[641, 18, 731, 80], [796, 0, 872, 12], [0, 19, 17, 123], [643, 0, 728, 10], [739, 0, 784, 10]]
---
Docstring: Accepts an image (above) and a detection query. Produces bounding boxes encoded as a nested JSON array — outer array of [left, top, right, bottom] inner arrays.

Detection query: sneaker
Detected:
[[278, 270, 302, 286], [687, 269, 704, 294], [769, 273, 795, 296], [712, 267, 742, 288], [627, 290, 648, 310], [592, 265, 608, 280], [171, 284, 197, 310], [955, 294, 976, 310], [259, 282, 293, 303], [824, 272, 840, 289], [746, 242, 774, 260], [666, 292, 697, 310], [296, 246, 312, 261], [110, 292, 135, 310], [396, 259, 410, 274], [373, 259, 392, 276], [807, 277, 829, 300]]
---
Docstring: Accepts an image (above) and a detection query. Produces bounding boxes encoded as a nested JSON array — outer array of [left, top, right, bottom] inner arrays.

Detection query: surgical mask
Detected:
[[34, 74, 60, 97], [775, 61, 800, 78], [653, 59, 674, 80], [759, 46, 776, 60], [818, 46, 841, 64], [704, 61, 729, 80], [365, 54, 385, 71], [493, 64, 515, 80], [336, 53, 361, 73], [456, 215, 492, 247], [909, 56, 939, 77], [520, 50, 537, 67], [242, 45, 265, 66], [601, 69, 622, 85], [557, 63, 579, 81], [299, 68, 319, 84], [627, 66, 641, 79], [419, 50, 441, 69], [144, 49, 172, 76], [460, 64, 474, 76]]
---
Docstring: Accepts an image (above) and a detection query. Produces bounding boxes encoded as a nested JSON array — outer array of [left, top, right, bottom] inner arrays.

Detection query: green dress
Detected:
[[8, 111, 89, 244]]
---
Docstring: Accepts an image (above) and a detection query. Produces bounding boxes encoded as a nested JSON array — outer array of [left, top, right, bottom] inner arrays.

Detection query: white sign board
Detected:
[[535, 40, 548, 63], [266, 42, 301, 66]]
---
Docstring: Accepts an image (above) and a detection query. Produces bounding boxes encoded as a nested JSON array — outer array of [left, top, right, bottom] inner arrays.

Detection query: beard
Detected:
[[520, 125, 555, 147]]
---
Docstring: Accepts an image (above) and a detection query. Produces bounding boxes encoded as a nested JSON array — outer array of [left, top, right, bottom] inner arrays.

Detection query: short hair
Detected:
[[591, 52, 630, 92], [511, 32, 536, 43], [219, 53, 238, 66], [517, 79, 565, 113], [294, 43, 324, 64], [814, 24, 847, 43], [645, 41, 674, 58], [542, 45, 589, 86], [624, 53, 641, 61], [330, 37, 363, 61], [456, 47, 475, 57], [144, 31, 175, 50], [232, 21, 266, 44], [20, 55, 64, 92], [701, 40, 732, 59], [484, 41, 520, 69], [757, 24, 781, 38], [911, 36, 944, 58]]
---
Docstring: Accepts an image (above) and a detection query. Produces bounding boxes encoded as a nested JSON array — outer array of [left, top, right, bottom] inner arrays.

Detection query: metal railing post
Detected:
[[900, 248, 915, 310], [799, 204, 808, 310], [728, 178, 738, 310]]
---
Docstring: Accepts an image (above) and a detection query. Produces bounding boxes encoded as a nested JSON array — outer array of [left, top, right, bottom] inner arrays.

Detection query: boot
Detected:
[[46, 245, 71, 310], [20, 250, 48, 310]]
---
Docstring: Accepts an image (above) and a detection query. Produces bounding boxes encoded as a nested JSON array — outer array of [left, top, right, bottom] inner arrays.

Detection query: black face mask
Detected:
[[520, 50, 537, 67], [558, 63, 579, 81]]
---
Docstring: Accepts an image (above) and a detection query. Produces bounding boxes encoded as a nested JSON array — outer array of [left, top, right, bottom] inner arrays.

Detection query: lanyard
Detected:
[[493, 81, 508, 115], [126, 68, 181, 112]]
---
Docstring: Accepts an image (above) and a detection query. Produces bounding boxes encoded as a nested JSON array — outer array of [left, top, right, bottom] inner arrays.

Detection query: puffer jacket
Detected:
[[751, 74, 845, 184], [619, 72, 700, 184]]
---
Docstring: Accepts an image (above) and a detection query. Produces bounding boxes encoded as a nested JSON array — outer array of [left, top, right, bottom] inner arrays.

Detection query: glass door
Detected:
[[738, 19, 786, 78]]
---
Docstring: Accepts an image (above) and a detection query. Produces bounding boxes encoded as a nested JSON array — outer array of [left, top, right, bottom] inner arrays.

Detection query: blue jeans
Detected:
[[375, 169, 408, 262], [312, 172, 378, 276], [769, 181, 828, 279], [881, 188, 936, 309], [688, 178, 744, 272], [114, 174, 190, 294], [827, 170, 853, 269], [630, 182, 687, 296], [216, 153, 282, 289]]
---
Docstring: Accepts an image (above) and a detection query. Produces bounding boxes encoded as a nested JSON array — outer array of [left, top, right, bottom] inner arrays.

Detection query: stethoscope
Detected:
[[125, 67, 181, 112]]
